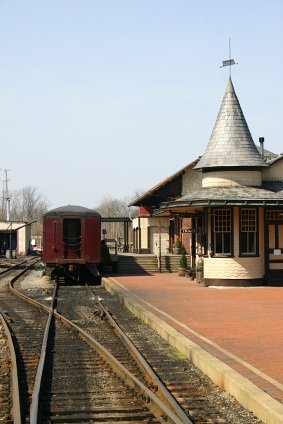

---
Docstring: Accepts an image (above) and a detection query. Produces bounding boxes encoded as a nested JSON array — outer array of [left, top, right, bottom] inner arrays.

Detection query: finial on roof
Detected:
[[220, 38, 238, 78], [194, 77, 269, 171]]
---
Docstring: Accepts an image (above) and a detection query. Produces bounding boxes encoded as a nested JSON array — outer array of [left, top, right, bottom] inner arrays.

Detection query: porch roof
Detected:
[[158, 183, 283, 210]]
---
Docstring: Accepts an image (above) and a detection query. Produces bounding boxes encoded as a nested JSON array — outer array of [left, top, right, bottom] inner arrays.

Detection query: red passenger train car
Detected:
[[42, 205, 101, 281]]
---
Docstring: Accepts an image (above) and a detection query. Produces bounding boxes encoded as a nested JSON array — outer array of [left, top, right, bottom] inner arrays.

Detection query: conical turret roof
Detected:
[[194, 78, 268, 170]]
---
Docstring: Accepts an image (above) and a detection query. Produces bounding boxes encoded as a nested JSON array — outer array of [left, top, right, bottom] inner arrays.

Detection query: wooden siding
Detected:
[[202, 170, 262, 188], [263, 158, 283, 180], [204, 256, 264, 279]]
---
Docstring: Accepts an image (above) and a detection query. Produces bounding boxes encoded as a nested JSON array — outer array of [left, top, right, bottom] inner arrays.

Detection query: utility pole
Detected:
[[3, 169, 12, 258], [0, 169, 9, 220], [2, 169, 10, 219]]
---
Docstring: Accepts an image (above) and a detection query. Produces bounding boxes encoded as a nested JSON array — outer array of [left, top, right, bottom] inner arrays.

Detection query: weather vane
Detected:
[[220, 38, 238, 77]]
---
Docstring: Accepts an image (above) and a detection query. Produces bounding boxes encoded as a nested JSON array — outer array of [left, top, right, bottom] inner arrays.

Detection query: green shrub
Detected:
[[174, 237, 182, 248], [179, 251, 187, 268]]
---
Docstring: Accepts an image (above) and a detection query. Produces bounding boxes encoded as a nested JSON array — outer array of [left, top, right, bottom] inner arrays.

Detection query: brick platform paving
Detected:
[[104, 273, 283, 406]]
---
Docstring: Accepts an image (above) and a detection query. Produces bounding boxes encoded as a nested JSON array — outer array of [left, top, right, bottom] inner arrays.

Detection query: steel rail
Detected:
[[0, 256, 37, 277], [29, 283, 57, 424], [0, 313, 21, 424], [8, 259, 46, 310], [53, 309, 185, 424], [6, 259, 55, 424], [96, 296, 193, 424], [9, 273, 189, 423], [10, 281, 186, 423], [0, 257, 42, 424], [5, 258, 51, 423]]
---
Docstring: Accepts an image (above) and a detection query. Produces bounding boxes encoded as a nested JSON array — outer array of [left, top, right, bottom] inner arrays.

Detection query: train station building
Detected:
[[130, 77, 283, 286]]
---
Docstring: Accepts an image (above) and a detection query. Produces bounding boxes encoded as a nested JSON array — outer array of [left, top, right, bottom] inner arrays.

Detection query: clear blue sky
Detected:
[[0, 0, 282, 209]]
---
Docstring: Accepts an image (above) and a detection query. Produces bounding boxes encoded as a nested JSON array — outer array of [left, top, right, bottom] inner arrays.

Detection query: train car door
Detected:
[[63, 218, 81, 259], [42, 217, 63, 262], [266, 210, 283, 282]]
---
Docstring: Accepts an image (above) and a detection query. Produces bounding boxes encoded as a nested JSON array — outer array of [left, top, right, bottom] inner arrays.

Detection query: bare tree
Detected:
[[94, 195, 129, 217], [10, 186, 49, 236], [94, 196, 131, 242]]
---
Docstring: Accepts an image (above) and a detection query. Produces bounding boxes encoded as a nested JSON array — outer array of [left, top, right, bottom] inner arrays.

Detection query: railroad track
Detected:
[[1, 263, 191, 423], [35, 287, 189, 422], [36, 312, 161, 422], [0, 258, 44, 423], [52, 284, 263, 424], [52, 284, 190, 423], [55, 285, 227, 424], [3, 266, 262, 424]]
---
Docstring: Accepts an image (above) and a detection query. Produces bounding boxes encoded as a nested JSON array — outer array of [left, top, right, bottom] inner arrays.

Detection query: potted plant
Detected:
[[178, 249, 187, 276], [173, 237, 182, 254]]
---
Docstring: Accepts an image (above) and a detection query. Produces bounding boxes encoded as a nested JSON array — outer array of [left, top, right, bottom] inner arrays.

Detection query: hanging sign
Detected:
[[181, 227, 195, 233]]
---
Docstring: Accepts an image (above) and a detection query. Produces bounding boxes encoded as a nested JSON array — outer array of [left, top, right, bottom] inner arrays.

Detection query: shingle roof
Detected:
[[194, 78, 269, 170], [266, 153, 283, 165], [159, 184, 283, 209], [44, 205, 101, 217]]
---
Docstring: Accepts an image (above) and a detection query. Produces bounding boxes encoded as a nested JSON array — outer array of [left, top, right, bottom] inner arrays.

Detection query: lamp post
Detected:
[[158, 219, 162, 273], [7, 196, 12, 258]]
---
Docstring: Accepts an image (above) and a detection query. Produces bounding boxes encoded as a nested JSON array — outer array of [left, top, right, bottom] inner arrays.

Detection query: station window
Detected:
[[213, 209, 232, 255], [240, 208, 258, 255], [266, 210, 283, 220]]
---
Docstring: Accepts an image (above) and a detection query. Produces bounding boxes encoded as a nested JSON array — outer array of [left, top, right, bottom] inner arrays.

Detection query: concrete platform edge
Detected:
[[102, 277, 283, 424]]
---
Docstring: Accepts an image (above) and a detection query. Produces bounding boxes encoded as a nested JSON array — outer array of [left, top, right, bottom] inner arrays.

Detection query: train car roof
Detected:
[[44, 205, 101, 217]]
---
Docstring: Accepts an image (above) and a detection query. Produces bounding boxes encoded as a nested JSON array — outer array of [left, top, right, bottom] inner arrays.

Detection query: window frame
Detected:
[[212, 208, 233, 257], [239, 207, 259, 257]]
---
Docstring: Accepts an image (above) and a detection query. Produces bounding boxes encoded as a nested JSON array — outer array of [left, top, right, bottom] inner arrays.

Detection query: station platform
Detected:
[[102, 273, 283, 424]]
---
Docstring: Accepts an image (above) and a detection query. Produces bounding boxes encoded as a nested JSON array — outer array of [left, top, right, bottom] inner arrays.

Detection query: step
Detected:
[[114, 254, 190, 275]]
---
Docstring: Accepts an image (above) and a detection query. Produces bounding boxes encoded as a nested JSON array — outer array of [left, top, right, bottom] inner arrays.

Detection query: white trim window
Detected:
[[213, 209, 232, 255], [240, 208, 257, 255]]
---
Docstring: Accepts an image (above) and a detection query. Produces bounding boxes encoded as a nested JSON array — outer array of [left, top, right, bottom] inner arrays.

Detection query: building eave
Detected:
[[156, 184, 283, 213], [159, 198, 283, 209], [128, 157, 200, 207]]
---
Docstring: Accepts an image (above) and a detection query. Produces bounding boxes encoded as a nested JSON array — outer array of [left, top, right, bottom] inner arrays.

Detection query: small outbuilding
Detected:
[[0, 220, 32, 257]]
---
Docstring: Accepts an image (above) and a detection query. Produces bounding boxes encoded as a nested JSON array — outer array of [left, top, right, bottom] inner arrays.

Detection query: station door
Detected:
[[266, 211, 283, 279], [150, 226, 169, 255]]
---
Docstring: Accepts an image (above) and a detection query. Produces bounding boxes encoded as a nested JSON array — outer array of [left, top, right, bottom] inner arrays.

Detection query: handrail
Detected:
[[52, 222, 57, 251], [63, 236, 82, 241]]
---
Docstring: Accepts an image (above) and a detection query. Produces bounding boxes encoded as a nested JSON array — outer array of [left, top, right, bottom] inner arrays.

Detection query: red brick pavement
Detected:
[[107, 273, 283, 403]]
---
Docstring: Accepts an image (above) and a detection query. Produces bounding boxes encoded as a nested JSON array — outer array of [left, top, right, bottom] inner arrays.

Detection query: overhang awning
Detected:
[[156, 184, 283, 213], [101, 217, 131, 223]]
